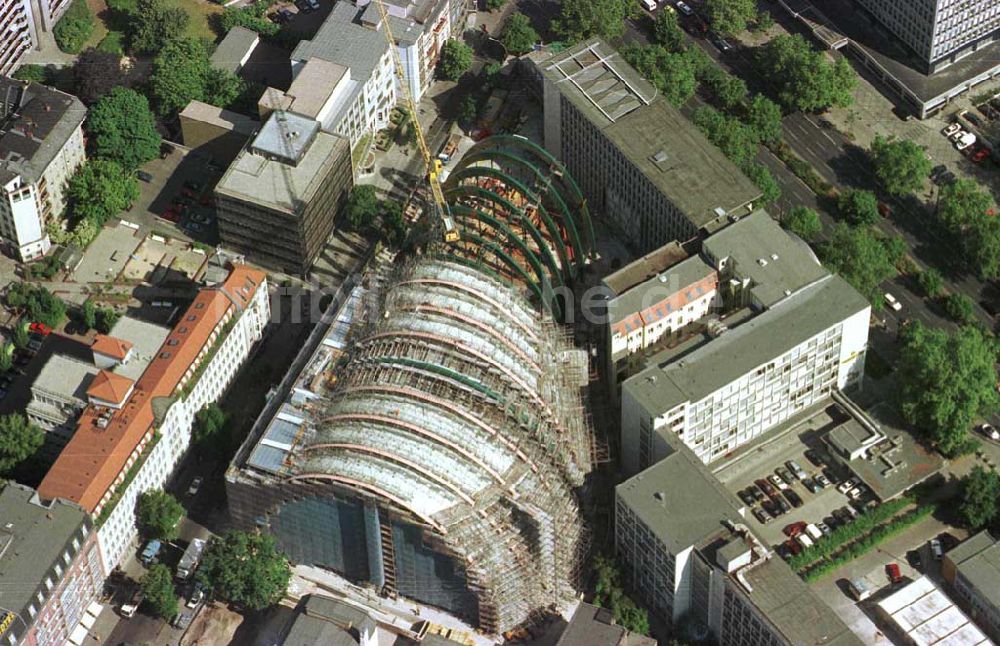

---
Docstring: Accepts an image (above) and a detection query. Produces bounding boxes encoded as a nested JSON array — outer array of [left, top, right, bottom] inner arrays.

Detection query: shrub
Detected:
[[54, 0, 95, 54]]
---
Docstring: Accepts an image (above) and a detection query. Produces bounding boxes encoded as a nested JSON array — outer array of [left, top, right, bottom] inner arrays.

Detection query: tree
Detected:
[[746, 95, 783, 145], [88, 88, 161, 170], [704, 70, 747, 112], [821, 223, 896, 305], [743, 164, 780, 205], [959, 466, 1000, 530], [219, 1, 279, 37], [898, 322, 999, 456], [141, 564, 178, 619], [204, 68, 245, 110], [943, 292, 975, 323], [553, 0, 633, 43], [621, 44, 697, 107], [755, 34, 856, 112], [437, 39, 472, 81], [129, 0, 190, 54], [13, 64, 49, 84], [754, 10, 775, 32], [11, 323, 28, 351], [197, 531, 291, 610], [782, 206, 822, 241], [705, 0, 756, 36], [937, 179, 1000, 279], [95, 307, 119, 334], [917, 268, 944, 297], [193, 403, 228, 451], [838, 189, 880, 226], [871, 136, 931, 197], [593, 555, 650, 636], [54, 0, 95, 54], [150, 38, 212, 116], [0, 343, 12, 374], [68, 160, 140, 227], [6, 284, 67, 328], [0, 413, 43, 476], [653, 9, 684, 52], [137, 490, 185, 541], [459, 94, 478, 124], [344, 185, 379, 230], [382, 200, 406, 248], [485, 0, 504, 10], [692, 106, 759, 167], [500, 13, 538, 56], [74, 49, 125, 104], [81, 300, 97, 331]]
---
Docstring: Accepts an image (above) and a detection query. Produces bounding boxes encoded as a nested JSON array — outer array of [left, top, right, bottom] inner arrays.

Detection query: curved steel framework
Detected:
[[285, 259, 595, 634], [443, 135, 595, 318]]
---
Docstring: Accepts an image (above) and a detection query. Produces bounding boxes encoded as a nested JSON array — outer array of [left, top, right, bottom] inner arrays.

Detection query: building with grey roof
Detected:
[[0, 78, 86, 261], [944, 531, 1000, 643], [527, 39, 761, 254], [210, 26, 259, 75], [0, 483, 105, 646], [281, 595, 376, 646], [620, 211, 870, 470], [215, 110, 353, 274], [615, 436, 863, 645], [555, 603, 657, 646]]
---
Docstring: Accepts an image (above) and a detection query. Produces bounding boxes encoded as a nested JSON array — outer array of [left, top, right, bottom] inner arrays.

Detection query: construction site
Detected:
[[227, 136, 601, 636]]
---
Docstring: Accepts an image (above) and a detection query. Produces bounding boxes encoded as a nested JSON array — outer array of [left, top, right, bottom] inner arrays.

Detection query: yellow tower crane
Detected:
[[372, 0, 459, 243]]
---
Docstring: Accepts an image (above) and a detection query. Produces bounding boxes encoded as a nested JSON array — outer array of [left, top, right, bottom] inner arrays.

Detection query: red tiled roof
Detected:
[[38, 265, 266, 513], [86, 370, 134, 405], [91, 335, 133, 360], [611, 272, 720, 338]]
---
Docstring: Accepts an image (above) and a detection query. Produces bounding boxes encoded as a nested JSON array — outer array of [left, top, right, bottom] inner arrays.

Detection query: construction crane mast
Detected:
[[372, 0, 459, 243]]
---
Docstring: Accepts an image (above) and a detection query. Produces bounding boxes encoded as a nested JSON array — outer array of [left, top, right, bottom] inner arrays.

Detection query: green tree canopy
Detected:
[[150, 38, 212, 116], [11, 323, 28, 350], [653, 8, 685, 52], [871, 136, 931, 197], [485, 0, 504, 10], [219, 1, 279, 37], [88, 88, 162, 170], [382, 199, 407, 248], [198, 531, 291, 610], [344, 185, 379, 230], [692, 106, 759, 167], [782, 206, 822, 241], [0, 414, 43, 476], [54, 0, 95, 54], [704, 70, 747, 112], [193, 402, 229, 452], [500, 13, 539, 56], [943, 292, 975, 323], [128, 0, 190, 54], [743, 164, 781, 205], [755, 34, 856, 112], [141, 564, 178, 619], [593, 555, 650, 636], [746, 95, 783, 145], [0, 343, 13, 374], [838, 189, 880, 226], [898, 322, 999, 456], [68, 160, 140, 227], [6, 284, 67, 328], [959, 466, 1000, 530], [917, 268, 944, 297], [137, 490, 185, 541], [820, 223, 896, 305], [95, 307, 119, 334], [705, 0, 756, 35], [936, 178, 1000, 279], [437, 39, 473, 81], [74, 48, 124, 104], [81, 300, 97, 331], [622, 44, 697, 106], [204, 68, 246, 109], [553, 0, 633, 43]]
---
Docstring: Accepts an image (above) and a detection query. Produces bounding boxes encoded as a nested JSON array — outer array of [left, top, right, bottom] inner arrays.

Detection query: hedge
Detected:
[[769, 142, 834, 197], [54, 0, 95, 54]]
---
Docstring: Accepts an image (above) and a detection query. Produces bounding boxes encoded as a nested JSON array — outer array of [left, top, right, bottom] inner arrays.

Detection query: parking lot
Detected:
[[133, 143, 223, 245], [714, 406, 878, 550]]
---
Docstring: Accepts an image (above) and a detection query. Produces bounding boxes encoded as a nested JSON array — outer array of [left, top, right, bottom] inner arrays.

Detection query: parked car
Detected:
[[752, 507, 771, 524], [907, 549, 922, 568], [822, 467, 840, 485], [783, 489, 803, 508], [755, 478, 777, 498], [776, 466, 795, 484], [849, 578, 873, 601], [676, 0, 693, 14], [763, 498, 781, 517], [186, 582, 205, 609], [805, 523, 823, 540], [185, 222, 203, 233], [187, 476, 203, 496], [174, 610, 195, 630], [817, 522, 832, 536], [803, 477, 821, 494], [795, 533, 813, 549], [847, 486, 862, 499], [815, 474, 830, 488], [28, 322, 51, 336], [972, 147, 990, 163], [886, 563, 902, 584], [774, 496, 791, 515], [786, 460, 808, 480], [838, 478, 859, 494], [710, 33, 733, 51], [140, 539, 162, 566], [978, 423, 1000, 441], [884, 293, 902, 312], [769, 474, 789, 491], [930, 538, 944, 560], [640, 0, 657, 10], [137, 170, 153, 182], [804, 449, 824, 467], [783, 521, 807, 537], [832, 507, 852, 525], [943, 123, 961, 136]]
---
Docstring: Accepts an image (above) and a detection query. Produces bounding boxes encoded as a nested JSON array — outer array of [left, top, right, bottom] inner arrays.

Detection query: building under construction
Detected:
[[227, 137, 597, 634]]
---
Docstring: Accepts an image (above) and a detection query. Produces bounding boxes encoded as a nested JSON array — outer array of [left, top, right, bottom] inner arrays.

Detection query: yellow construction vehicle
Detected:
[[372, 0, 459, 243]]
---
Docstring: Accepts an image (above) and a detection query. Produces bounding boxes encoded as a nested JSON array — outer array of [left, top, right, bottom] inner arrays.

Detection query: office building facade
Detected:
[[943, 531, 1000, 642]]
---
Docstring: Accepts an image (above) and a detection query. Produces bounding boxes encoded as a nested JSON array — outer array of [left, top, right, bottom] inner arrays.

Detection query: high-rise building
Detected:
[[619, 211, 870, 470], [38, 266, 269, 572], [0, 78, 86, 261], [526, 39, 761, 253], [0, 483, 105, 646], [215, 111, 353, 275], [855, 0, 1000, 73]]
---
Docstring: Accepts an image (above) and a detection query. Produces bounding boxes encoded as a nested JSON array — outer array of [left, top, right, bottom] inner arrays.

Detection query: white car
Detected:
[[769, 474, 789, 491], [640, 0, 656, 10], [978, 423, 1000, 441], [956, 133, 977, 150], [676, 1, 694, 14], [187, 476, 203, 496], [943, 123, 961, 136], [884, 293, 902, 312]]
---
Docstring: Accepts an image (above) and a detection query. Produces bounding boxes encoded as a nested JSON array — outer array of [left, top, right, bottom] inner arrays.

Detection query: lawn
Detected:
[[84, 0, 223, 53]]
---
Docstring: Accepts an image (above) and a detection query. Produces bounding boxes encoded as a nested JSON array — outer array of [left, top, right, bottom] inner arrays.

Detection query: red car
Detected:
[[29, 322, 52, 336], [878, 202, 892, 218], [783, 521, 807, 537], [971, 147, 990, 163], [161, 208, 180, 222], [785, 539, 801, 556], [886, 563, 902, 583]]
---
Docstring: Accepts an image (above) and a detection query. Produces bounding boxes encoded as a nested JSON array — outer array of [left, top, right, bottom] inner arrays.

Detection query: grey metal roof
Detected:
[[624, 274, 870, 417], [602, 241, 689, 296], [291, 2, 389, 82], [0, 78, 86, 184], [703, 211, 828, 308], [0, 484, 87, 637], [210, 26, 260, 74], [556, 602, 657, 646], [616, 445, 744, 554], [250, 111, 321, 166], [109, 316, 171, 381], [303, 595, 374, 635], [949, 532, 1000, 609], [31, 355, 98, 403]]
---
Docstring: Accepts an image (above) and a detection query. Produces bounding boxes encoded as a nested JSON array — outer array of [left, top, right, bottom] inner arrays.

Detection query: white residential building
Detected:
[[620, 212, 870, 471], [0, 78, 86, 261], [38, 266, 270, 572]]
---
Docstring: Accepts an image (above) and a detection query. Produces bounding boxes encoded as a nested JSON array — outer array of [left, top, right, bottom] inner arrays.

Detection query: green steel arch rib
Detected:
[[444, 183, 564, 289], [446, 166, 571, 280], [460, 134, 596, 251]]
